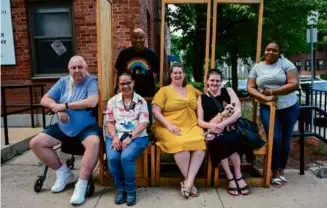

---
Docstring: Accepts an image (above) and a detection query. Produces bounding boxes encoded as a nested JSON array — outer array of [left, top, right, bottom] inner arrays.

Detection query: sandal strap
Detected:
[[235, 176, 244, 181], [227, 177, 235, 182]]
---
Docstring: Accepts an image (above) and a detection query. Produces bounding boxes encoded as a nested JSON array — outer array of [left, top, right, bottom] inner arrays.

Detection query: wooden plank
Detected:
[[265, 103, 275, 187], [164, 0, 210, 4], [143, 146, 149, 183], [151, 145, 156, 186], [204, 1, 211, 92], [256, 0, 264, 63], [206, 155, 212, 187], [210, 2, 218, 77], [216, 0, 260, 3], [253, 145, 267, 155], [155, 146, 161, 186], [96, 0, 113, 185], [159, 1, 165, 87]]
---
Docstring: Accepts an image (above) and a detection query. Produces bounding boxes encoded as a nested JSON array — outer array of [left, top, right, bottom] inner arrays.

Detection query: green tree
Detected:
[[167, 0, 322, 89]]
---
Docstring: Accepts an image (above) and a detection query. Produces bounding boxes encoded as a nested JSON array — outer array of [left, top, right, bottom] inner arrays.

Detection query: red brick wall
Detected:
[[289, 45, 327, 76], [1, 0, 97, 106]]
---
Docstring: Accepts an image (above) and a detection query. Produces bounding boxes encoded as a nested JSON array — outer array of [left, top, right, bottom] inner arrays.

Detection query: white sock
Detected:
[[57, 164, 69, 172], [76, 178, 88, 188]]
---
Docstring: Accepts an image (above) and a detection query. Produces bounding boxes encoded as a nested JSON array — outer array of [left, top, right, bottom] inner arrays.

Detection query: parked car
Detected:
[[297, 79, 327, 111], [222, 80, 248, 98]]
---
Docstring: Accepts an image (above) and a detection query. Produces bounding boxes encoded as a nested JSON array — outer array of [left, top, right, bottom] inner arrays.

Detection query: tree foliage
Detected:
[[167, 0, 324, 84]]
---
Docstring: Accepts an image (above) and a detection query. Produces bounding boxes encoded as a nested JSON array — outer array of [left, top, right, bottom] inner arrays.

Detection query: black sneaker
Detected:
[[114, 192, 126, 205], [126, 192, 136, 206]]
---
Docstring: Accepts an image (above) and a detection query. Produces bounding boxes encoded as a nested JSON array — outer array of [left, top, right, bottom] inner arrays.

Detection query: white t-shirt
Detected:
[[249, 58, 298, 109]]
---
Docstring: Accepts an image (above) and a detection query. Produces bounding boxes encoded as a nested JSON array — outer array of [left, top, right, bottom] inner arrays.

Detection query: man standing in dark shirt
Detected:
[[114, 28, 159, 97]]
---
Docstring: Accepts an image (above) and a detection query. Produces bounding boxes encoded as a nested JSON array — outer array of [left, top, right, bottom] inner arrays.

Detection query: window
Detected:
[[28, 2, 75, 77], [294, 61, 302, 71], [317, 59, 324, 70], [305, 60, 311, 71]]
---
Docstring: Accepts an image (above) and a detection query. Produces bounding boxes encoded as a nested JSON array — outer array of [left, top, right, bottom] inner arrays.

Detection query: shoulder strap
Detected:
[[207, 91, 224, 111]]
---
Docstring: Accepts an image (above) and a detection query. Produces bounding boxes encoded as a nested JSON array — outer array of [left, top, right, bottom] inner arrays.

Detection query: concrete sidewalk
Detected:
[[1, 149, 327, 208], [1, 127, 43, 163]]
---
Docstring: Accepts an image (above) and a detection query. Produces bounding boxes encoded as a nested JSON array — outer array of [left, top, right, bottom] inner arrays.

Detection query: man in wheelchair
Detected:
[[30, 55, 100, 205]]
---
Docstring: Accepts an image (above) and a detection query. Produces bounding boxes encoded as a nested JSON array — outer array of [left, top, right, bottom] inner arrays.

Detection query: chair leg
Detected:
[[150, 144, 156, 186], [143, 145, 149, 186], [214, 167, 219, 187], [206, 155, 212, 187], [155, 146, 161, 186]]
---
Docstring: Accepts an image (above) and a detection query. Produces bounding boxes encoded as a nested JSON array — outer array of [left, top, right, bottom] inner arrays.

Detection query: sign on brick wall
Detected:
[[1, 0, 16, 65]]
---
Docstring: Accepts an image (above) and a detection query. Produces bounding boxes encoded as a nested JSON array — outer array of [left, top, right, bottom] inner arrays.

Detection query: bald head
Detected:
[[68, 55, 87, 68], [68, 55, 89, 83], [131, 28, 145, 51]]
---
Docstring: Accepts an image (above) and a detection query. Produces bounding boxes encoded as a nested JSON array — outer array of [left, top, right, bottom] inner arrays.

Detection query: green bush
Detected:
[[191, 82, 204, 92], [320, 74, 327, 80]]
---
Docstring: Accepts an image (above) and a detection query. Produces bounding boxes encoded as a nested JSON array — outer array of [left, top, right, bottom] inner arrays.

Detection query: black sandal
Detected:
[[227, 178, 239, 196], [235, 176, 250, 195]]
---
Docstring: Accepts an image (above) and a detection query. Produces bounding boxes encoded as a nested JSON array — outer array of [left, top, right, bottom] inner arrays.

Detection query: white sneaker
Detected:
[[70, 179, 88, 205], [51, 168, 75, 193]]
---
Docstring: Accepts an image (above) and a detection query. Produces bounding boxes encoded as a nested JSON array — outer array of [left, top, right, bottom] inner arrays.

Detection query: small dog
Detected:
[[205, 102, 236, 141]]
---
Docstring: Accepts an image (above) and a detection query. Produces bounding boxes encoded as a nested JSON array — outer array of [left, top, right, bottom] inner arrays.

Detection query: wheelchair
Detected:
[[33, 108, 100, 197]]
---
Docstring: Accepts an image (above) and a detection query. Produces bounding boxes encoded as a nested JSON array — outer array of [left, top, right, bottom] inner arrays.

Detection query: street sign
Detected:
[[307, 11, 319, 25], [306, 28, 318, 43]]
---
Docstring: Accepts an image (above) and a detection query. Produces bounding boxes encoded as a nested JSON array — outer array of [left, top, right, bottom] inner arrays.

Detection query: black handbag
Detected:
[[236, 117, 265, 150], [207, 92, 265, 150]]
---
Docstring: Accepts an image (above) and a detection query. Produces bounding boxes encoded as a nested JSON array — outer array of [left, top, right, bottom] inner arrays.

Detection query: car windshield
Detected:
[[238, 80, 247, 90], [312, 82, 327, 91]]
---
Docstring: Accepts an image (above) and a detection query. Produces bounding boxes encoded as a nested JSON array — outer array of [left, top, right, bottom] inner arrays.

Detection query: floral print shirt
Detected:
[[106, 92, 149, 138]]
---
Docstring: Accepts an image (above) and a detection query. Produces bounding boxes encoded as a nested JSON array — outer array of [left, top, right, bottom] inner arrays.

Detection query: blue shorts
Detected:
[[42, 123, 100, 142]]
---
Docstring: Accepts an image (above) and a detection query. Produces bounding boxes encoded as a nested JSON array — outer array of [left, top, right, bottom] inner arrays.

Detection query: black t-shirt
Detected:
[[115, 47, 159, 97]]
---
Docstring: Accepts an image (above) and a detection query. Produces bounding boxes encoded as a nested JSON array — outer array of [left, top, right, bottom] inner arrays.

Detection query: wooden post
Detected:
[[159, 1, 165, 87]]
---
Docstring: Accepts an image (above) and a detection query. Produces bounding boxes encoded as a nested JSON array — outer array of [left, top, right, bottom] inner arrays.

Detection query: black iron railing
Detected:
[[1, 84, 46, 145]]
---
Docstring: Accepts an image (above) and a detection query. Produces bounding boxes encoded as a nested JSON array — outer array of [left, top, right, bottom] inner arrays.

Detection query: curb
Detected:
[[1, 135, 35, 164]]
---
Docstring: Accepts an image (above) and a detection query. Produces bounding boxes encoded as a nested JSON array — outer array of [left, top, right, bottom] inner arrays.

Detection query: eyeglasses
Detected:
[[119, 82, 132, 87]]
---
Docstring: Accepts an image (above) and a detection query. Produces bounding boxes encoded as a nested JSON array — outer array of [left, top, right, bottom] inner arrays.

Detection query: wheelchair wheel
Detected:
[[66, 159, 75, 169], [34, 177, 43, 193], [86, 181, 95, 197]]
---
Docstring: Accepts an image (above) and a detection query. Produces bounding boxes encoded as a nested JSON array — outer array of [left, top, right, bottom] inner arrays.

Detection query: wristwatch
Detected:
[[128, 133, 133, 139], [65, 103, 69, 109]]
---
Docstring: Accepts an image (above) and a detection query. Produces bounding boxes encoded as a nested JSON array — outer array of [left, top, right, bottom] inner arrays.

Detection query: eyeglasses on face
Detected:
[[119, 82, 132, 87]]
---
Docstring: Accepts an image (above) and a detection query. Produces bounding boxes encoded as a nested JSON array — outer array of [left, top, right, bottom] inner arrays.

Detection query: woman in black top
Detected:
[[197, 69, 249, 196]]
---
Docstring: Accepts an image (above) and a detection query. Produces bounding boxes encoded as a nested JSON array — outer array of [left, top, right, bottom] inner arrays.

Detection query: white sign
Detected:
[[306, 28, 318, 43], [307, 11, 319, 25], [51, 40, 67, 56], [1, 0, 16, 65]]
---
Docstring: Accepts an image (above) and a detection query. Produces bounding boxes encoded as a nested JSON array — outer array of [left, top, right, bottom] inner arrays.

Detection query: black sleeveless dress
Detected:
[[201, 88, 245, 166]]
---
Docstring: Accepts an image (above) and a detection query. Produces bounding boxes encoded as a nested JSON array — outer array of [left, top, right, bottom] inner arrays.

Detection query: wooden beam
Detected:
[[216, 0, 260, 3], [203, 1, 211, 92], [164, 0, 210, 4], [210, 2, 218, 86], [159, 1, 165, 87], [256, 0, 264, 63], [266, 102, 275, 187]]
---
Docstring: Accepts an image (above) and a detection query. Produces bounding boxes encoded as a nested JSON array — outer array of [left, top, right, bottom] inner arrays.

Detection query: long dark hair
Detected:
[[166, 63, 187, 87]]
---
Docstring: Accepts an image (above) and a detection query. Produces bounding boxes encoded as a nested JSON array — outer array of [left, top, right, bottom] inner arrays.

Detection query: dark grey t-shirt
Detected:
[[249, 58, 298, 109]]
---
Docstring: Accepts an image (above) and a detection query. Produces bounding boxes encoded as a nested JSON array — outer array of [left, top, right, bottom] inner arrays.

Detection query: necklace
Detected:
[[122, 93, 134, 111]]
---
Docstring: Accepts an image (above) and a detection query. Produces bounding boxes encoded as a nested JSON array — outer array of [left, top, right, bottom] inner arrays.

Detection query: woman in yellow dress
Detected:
[[152, 63, 206, 198]]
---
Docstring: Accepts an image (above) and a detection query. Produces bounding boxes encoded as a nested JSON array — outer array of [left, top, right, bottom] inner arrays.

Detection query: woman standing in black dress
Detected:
[[197, 69, 250, 196]]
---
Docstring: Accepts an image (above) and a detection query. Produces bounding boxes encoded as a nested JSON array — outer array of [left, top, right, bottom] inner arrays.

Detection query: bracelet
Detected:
[[65, 103, 69, 109]]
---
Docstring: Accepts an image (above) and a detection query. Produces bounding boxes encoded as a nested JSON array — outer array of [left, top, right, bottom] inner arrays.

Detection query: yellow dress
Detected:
[[152, 84, 206, 153]]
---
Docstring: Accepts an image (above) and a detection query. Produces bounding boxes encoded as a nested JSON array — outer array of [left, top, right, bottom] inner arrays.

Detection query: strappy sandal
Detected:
[[279, 176, 287, 185], [227, 178, 239, 196], [271, 177, 283, 188], [180, 182, 190, 199], [190, 186, 199, 197], [235, 176, 250, 195]]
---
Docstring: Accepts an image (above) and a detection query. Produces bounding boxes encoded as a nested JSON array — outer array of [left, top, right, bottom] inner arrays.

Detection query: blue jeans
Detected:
[[105, 136, 149, 194], [260, 103, 299, 171]]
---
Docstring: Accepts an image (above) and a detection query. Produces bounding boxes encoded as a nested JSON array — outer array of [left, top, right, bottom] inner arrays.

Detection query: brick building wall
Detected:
[[289, 45, 327, 77], [1, 0, 160, 126], [1, 0, 98, 107]]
